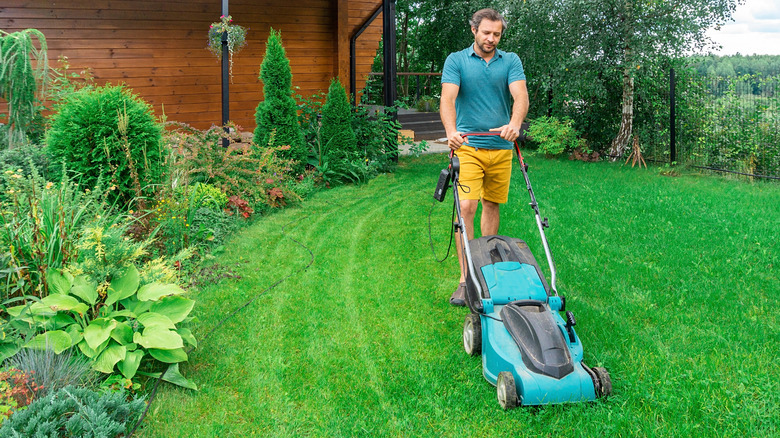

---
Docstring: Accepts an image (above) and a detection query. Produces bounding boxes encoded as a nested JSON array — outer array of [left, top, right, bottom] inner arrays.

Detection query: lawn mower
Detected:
[[434, 132, 611, 409]]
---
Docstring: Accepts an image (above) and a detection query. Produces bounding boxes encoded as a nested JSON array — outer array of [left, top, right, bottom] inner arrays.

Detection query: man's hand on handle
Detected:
[[490, 125, 521, 143], [447, 131, 468, 151]]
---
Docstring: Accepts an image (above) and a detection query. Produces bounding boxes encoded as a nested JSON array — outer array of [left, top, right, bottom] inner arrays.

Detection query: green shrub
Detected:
[[321, 78, 358, 163], [527, 116, 583, 156], [352, 105, 399, 173], [188, 182, 227, 211], [46, 84, 164, 207], [253, 29, 306, 171], [0, 386, 145, 437], [0, 144, 50, 178]]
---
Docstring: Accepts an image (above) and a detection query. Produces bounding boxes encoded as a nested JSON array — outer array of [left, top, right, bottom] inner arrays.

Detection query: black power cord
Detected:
[[128, 216, 315, 436]]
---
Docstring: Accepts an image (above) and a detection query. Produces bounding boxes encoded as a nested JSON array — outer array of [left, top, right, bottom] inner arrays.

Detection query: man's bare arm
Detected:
[[440, 82, 466, 150]]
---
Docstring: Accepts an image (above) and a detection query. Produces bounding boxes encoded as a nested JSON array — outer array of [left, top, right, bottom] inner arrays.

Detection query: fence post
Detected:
[[670, 67, 676, 164]]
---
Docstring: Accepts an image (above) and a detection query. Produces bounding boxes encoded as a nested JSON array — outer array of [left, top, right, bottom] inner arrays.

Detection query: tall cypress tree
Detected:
[[320, 78, 357, 162], [253, 29, 305, 170]]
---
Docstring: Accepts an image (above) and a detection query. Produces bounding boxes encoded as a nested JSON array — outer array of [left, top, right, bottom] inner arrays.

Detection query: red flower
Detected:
[[266, 178, 275, 184]]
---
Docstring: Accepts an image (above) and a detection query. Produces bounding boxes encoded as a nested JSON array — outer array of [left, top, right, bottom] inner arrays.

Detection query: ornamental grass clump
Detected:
[[46, 84, 164, 207], [253, 29, 306, 172]]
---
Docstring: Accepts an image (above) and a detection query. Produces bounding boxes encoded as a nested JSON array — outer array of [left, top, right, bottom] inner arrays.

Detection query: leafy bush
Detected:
[[321, 78, 358, 162], [0, 144, 50, 178], [6, 264, 197, 389], [188, 182, 227, 211], [163, 122, 300, 213], [253, 29, 306, 171], [352, 105, 400, 174], [0, 367, 38, 420], [527, 116, 584, 156], [0, 386, 145, 437], [46, 84, 164, 206]]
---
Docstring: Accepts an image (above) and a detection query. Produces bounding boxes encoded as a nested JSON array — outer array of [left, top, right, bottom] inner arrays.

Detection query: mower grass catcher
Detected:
[[436, 133, 611, 409]]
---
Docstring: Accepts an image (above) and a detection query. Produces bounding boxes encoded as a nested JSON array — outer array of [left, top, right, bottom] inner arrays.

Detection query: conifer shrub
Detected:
[[253, 29, 306, 172], [0, 386, 145, 437], [46, 84, 163, 206], [321, 78, 357, 162]]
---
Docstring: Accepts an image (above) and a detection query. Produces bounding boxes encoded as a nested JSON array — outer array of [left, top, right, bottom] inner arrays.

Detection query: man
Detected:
[[440, 8, 529, 306]]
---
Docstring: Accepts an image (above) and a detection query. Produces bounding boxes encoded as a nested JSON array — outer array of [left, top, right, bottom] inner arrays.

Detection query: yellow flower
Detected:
[[45, 182, 54, 189]]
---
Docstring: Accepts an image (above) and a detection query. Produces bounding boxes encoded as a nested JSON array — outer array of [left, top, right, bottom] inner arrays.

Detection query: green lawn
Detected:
[[139, 153, 779, 437]]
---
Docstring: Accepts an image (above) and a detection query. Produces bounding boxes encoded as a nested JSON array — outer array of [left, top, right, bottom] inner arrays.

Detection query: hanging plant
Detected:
[[207, 15, 248, 81]]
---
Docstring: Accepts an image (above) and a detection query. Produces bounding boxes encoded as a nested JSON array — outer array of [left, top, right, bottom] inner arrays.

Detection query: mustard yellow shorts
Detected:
[[455, 146, 513, 203]]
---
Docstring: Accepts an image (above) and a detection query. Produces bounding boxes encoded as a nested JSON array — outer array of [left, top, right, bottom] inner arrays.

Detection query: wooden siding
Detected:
[[1, 0, 383, 131]]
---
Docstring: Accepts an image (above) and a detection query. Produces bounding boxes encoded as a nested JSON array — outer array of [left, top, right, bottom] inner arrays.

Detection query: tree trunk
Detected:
[[610, 66, 634, 160]]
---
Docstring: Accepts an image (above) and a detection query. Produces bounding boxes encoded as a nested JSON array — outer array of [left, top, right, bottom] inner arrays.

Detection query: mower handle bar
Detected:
[[455, 132, 559, 297]]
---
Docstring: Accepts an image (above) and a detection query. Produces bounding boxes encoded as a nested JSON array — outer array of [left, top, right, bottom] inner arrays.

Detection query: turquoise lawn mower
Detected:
[[434, 132, 611, 409]]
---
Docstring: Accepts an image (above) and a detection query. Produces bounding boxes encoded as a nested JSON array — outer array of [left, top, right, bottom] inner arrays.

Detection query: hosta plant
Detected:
[[5, 266, 197, 389]]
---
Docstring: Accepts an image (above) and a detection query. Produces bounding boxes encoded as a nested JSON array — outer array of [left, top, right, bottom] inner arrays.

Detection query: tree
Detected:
[[253, 29, 306, 171], [321, 78, 357, 162], [0, 29, 48, 148], [564, 0, 744, 158]]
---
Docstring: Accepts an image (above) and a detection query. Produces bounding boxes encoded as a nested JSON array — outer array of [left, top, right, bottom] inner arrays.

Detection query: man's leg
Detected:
[[481, 199, 500, 236]]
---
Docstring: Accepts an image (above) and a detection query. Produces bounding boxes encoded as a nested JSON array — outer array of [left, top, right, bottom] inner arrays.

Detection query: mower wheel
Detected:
[[496, 371, 519, 410], [593, 367, 612, 398], [463, 314, 481, 356]]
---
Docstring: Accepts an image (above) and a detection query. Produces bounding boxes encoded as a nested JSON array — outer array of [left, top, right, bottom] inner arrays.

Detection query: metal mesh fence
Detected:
[[642, 70, 780, 179]]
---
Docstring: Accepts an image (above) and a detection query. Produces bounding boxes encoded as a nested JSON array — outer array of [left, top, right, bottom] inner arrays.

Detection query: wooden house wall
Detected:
[[1, 0, 383, 131]]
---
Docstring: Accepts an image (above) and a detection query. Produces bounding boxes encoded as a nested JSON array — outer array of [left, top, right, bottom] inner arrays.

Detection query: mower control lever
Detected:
[[565, 311, 577, 343], [542, 218, 550, 229]]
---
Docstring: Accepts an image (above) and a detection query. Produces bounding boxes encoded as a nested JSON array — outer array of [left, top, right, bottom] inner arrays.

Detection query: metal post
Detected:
[[382, 0, 397, 110], [221, 0, 230, 147], [670, 67, 676, 164], [382, 0, 398, 160]]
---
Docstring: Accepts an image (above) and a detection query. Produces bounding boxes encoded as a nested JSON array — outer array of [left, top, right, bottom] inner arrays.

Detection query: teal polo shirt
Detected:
[[441, 45, 526, 149]]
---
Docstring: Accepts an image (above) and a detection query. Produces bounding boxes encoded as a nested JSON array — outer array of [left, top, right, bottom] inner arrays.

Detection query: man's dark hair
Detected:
[[469, 8, 507, 31]]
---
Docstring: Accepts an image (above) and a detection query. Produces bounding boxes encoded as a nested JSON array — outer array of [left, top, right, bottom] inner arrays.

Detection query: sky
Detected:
[[705, 0, 780, 55]]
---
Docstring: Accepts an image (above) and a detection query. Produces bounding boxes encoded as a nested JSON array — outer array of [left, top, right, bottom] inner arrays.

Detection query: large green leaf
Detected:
[[137, 283, 186, 302], [41, 294, 82, 312], [120, 297, 153, 315], [110, 321, 134, 345], [70, 275, 98, 306], [161, 364, 197, 390], [65, 324, 84, 346], [133, 327, 184, 350], [47, 268, 73, 295], [137, 364, 198, 390], [106, 265, 140, 306], [149, 347, 188, 364], [93, 342, 126, 374], [25, 330, 72, 353], [0, 343, 21, 363], [137, 312, 175, 330], [119, 349, 144, 379], [177, 327, 197, 348], [84, 318, 118, 350], [149, 296, 195, 324], [78, 338, 108, 359], [46, 313, 77, 331]]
